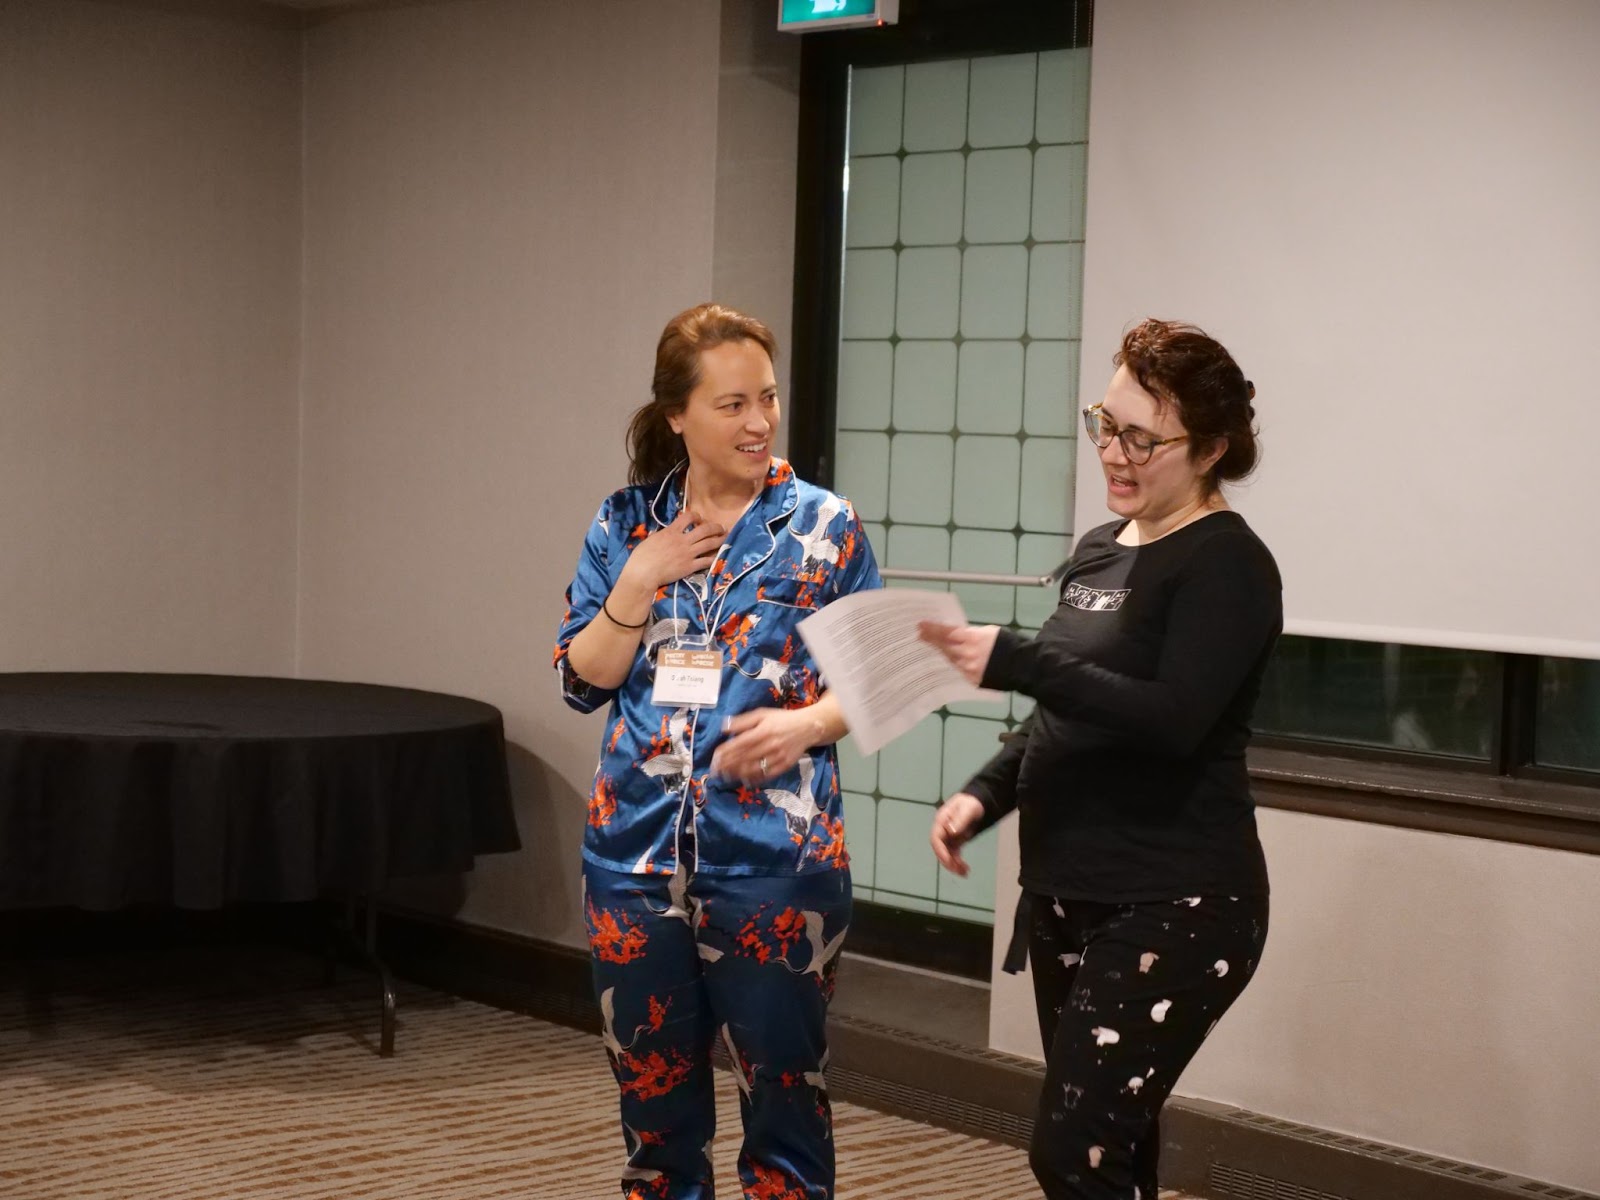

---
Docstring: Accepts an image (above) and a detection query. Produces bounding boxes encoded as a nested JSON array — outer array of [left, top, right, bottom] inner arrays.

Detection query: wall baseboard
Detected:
[[376, 907, 1598, 1200]]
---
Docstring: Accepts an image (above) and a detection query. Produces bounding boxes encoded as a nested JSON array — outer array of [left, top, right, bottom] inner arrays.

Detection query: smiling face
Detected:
[[667, 338, 780, 495], [1095, 363, 1224, 529]]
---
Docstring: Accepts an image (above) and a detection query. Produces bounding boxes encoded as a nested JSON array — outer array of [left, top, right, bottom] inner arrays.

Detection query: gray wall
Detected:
[[295, 0, 795, 946], [0, 0, 302, 673], [712, 0, 801, 418]]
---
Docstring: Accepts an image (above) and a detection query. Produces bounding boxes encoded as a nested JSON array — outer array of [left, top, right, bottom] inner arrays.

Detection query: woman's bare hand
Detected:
[[930, 792, 987, 876], [712, 707, 816, 785], [620, 509, 727, 594]]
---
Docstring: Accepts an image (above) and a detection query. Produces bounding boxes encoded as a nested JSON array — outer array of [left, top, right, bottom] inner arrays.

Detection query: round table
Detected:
[[0, 672, 518, 909], [0, 673, 520, 1055]]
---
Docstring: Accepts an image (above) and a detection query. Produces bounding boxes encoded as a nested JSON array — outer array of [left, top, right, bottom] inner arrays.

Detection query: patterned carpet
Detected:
[[0, 948, 1192, 1199]]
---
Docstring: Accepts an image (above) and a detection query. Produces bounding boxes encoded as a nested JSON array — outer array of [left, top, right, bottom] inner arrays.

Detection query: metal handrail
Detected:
[[878, 559, 1071, 588]]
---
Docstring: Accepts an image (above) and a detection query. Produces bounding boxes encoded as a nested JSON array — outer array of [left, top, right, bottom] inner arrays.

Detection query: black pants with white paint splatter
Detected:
[[1025, 892, 1268, 1200]]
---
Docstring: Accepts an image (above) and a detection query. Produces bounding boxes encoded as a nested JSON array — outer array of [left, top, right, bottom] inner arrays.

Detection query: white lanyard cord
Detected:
[[672, 475, 752, 645]]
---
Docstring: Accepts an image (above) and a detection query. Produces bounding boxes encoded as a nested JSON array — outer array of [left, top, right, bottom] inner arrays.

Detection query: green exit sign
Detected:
[[778, 0, 899, 33]]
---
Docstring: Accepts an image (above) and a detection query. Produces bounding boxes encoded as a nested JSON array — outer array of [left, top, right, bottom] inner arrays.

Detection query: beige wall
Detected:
[[0, 0, 302, 673], [296, 0, 728, 945], [712, 0, 801, 420]]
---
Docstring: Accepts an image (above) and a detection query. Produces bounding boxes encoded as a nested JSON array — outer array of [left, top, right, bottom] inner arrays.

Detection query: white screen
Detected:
[[1074, 0, 1600, 659]]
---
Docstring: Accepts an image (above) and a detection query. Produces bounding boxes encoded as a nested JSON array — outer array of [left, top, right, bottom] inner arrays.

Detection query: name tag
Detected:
[[653, 648, 723, 707]]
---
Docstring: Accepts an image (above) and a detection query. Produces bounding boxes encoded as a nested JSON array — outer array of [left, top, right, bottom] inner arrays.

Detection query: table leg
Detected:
[[326, 893, 398, 1057], [366, 898, 397, 1057]]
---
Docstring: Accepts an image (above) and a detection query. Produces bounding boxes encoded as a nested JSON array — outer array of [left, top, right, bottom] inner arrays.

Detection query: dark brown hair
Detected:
[[626, 303, 779, 487], [1113, 318, 1258, 493]]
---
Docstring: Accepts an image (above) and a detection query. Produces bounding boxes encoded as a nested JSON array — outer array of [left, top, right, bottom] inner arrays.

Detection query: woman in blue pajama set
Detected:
[[554, 303, 881, 1200]]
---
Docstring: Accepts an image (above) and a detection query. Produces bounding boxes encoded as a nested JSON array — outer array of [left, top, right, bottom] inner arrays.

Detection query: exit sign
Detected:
[[778, 0, 900, 33]]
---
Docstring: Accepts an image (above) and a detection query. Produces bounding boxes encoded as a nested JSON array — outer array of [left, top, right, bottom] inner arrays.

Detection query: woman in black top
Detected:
[[921, 319, 1280, 1200]]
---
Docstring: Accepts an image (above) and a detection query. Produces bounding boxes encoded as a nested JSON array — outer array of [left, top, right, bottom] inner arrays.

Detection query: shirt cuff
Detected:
[[979, 626, 1028, 692]]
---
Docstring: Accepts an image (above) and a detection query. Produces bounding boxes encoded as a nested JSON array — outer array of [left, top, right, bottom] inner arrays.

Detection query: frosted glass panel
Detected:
[[904, 59, 969, 152], [1024, 340, 1080, 436], [834, 48, 1090, 929], [837, 340, 893, 431], [1028, 242, 1083, 339], [957, 341, 1024, 434], [887, 522, 950, 573], [953, 436, 1021, 530], [1032, 144, 1087, 242], [942, 715, 1009, 799], [846, 155, 900, 248], [965, 148, 1032, 244], [862, 521, 887, 562], [834, 431, 890, 521], [1018, 533, 1072, 628], [950, 528, 1017, 626], [893, 340, 958, 432], [842, 249, 897, 338], [888, 433, 955, 524], [960, 245, 1028, 339], [896, 247, 961, 338], [1020, 437, 1074, 535], [872, 802, 939, 912], [1035, 48, 1091, 145], [900, 152, 965, 247], [968, 52, 1037, 148], [837, 734, 877, 796], [850, 64, 904, 156], [877, 713, 944, 803], [842, 791, 877, 887]]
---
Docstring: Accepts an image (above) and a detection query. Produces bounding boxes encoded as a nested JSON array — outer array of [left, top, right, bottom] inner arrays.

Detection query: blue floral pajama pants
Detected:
[[584, 860, 852, 1200]]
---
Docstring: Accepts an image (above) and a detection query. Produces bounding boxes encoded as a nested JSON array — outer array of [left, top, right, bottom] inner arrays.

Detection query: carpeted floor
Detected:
[[0, 947, 1192, 1199]]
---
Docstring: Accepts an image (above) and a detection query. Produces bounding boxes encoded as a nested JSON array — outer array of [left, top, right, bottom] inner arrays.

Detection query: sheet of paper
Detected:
[[797, 588, 1006, 756]]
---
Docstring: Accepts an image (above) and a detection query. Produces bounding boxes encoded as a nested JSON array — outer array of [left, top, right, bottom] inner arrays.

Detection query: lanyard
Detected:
[[671, 477, 755, 645]]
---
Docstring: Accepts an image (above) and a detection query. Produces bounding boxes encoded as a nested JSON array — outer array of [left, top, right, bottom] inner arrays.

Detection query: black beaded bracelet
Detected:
[[601, 597, 649, 630]]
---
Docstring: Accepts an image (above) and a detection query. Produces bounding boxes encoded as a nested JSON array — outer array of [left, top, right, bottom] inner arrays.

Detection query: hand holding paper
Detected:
[[916, 621, 1001, 686], [796, 589, 1005, 755]]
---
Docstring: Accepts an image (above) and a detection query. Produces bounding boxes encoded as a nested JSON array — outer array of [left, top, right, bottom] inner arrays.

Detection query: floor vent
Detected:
[[1201, 1106, 1600, 1200], [1210, 1163, 1349, 1200], [826, 1065, 1036, 1145], [832, 1011, 1043, 1068], [1519, 1186, 1598, 1200], [1233, 1108, 1514, 1179]]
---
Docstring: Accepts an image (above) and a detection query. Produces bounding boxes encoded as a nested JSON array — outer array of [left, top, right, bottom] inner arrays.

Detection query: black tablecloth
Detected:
[[0, 673, 519, 910]]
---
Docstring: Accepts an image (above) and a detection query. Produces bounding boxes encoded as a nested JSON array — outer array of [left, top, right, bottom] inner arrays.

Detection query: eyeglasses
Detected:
[[1081, 404, 1188, 465]]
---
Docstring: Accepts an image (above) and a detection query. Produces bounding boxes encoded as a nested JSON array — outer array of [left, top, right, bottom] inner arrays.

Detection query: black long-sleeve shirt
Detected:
[[965, 511, 1281, 901]]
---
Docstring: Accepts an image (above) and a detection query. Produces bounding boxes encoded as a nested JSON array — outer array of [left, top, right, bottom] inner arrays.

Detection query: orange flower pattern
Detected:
[[588, 864, 850, 1200], [553, 458, 881, 879]]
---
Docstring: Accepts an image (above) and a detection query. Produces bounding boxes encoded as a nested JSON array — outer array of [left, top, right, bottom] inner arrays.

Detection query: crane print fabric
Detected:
[[557, 458, 880, 1200], [554, 458, 881, 880], [586, 862, 851, 1200], [1024, 893, 1269, 1200]]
